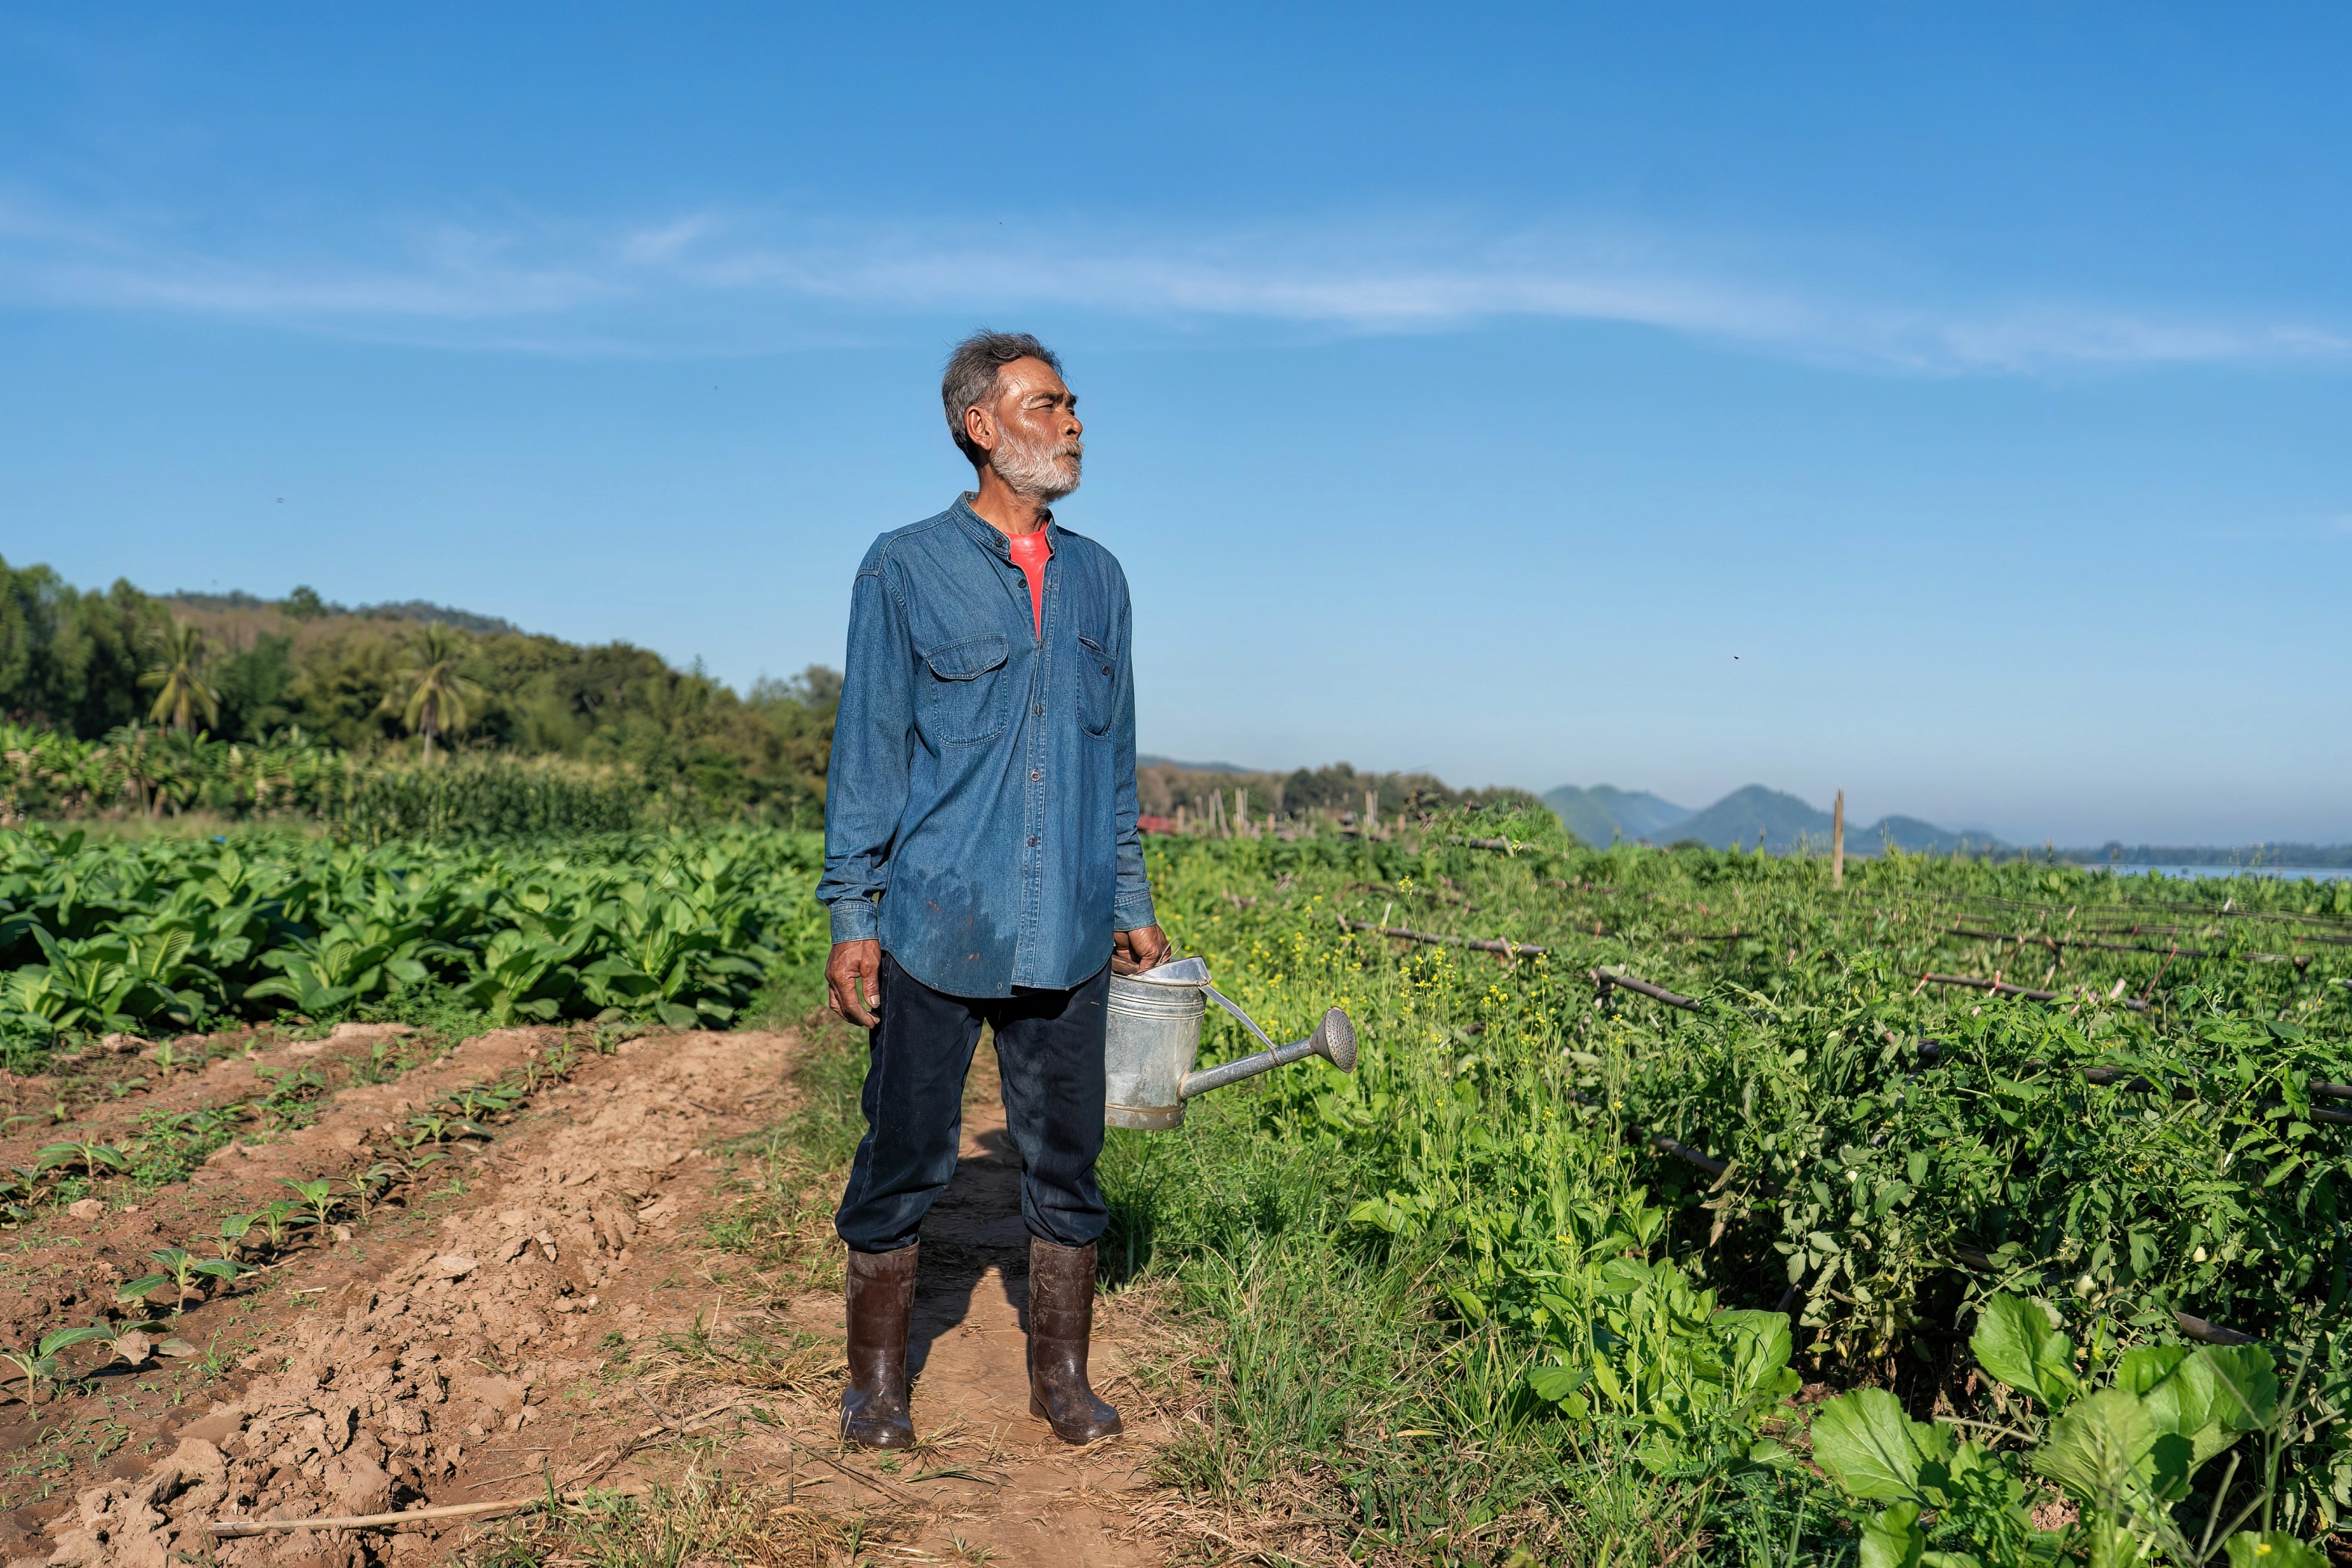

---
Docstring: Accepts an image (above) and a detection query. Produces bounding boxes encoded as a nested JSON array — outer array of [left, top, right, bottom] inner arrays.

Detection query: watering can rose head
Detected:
[[1102, 956, 1354, 1131]]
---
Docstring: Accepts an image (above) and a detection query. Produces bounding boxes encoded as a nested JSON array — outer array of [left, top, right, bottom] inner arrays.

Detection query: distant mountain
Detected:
[[1543, 781, 2006, 856], [1865, 814, 2007, 856], [1137, 754, 1255, 774], [1665, 785, 1835, 852], [1541, 784, 1693, 845]]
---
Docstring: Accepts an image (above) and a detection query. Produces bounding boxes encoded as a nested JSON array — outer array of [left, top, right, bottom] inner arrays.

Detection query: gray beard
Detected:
[[989, 429, 1083, 503]]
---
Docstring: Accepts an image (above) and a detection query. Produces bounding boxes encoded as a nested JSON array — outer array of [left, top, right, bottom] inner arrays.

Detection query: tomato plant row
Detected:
[[1139, 817, 2352, 1528]]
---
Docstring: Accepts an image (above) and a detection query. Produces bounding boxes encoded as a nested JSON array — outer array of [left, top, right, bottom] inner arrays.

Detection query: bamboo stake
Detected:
[[1831, 790, 1845, 887], [210, 1498, 546, 1537]]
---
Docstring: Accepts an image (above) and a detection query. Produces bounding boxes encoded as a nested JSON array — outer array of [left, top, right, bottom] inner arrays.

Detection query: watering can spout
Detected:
[[1180, 1006, 1357, 1100]]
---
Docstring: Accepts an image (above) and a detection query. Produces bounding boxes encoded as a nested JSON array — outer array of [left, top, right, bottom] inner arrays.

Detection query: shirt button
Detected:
[[1030, 770, 1042, 781], [1027, 836, 1039, 847], [1033, 704, 1045, 716]]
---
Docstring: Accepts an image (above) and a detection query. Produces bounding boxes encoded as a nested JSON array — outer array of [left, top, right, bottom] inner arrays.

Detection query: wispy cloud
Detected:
[[1, 194, 2345, 372]]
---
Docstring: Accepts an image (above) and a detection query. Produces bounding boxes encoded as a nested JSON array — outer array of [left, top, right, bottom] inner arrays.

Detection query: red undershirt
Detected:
[[1009, 529, 1051, 638]]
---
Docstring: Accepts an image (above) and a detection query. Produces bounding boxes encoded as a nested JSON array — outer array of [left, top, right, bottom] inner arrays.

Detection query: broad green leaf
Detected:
[[1527, 1363, 1590, 1404], [1971, 1294, 2078, 1406], [1858, 1502, 1926, 1568], [2034, 1388, 2159, 1508], [2081, 1516, 2154, 1568], [2190, 1344, 2280, 1430], [2222, 1531, 2326, 1568], [2115, 1345, 2189, 1396], [1811, 1389, 1948, 1502], [1712, 1310, 1794, 1399], [2135, 1345, 2271, 1469], [37, 1325, 114, 1356]]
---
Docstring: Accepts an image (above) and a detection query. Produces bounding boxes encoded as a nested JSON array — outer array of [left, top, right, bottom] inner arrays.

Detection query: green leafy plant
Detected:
[[257, 1198, 302, 1249], [282, 1176, 340, 1231], [35, 1139, 128, 1180], [215, 1212, 256, 1260], [1, 1325, 114, 1411], [1811, 1292, 2319, 1566], [342, 1162, 401, 1219]]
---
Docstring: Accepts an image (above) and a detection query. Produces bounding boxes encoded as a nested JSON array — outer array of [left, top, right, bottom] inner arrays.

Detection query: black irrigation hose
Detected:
[[1590, 968, 1702, 1012], [1338, 917, 1549, 957], [1908, 1039, 2352, 1124], [1941, 923, 2315, 972], [1916, 971, 2154, 1013]]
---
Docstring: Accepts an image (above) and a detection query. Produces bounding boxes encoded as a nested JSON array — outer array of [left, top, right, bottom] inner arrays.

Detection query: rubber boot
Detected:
[[840, 1243, 918, 1449], [1026, 1237, 1122, 1445]]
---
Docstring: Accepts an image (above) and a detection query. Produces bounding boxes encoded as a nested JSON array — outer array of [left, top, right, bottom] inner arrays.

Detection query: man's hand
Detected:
[[827, 939, 883, 1027], [1112, 924, 1171, 976]]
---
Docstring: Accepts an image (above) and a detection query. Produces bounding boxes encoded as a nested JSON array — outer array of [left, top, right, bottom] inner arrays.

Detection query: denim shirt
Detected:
[[818, 496, 1157, 998]]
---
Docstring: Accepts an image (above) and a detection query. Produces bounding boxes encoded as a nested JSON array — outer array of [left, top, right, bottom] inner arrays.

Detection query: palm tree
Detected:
[[385, 623, 484, 762], [139, 623, 220, 736]]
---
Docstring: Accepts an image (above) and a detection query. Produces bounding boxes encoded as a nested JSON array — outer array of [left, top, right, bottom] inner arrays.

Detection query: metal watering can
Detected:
[[1104, 956, 1357, 1130]]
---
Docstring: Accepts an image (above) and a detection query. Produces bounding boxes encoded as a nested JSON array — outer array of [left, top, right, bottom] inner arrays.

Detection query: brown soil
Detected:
[[4, 1028, 1181, 1568], [0, 1024, 552, 1361], [0, 1024, 419, 1175]]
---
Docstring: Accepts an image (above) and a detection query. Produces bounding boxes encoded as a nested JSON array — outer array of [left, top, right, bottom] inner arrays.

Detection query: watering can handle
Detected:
[[1201, 985, 1281, 1054]]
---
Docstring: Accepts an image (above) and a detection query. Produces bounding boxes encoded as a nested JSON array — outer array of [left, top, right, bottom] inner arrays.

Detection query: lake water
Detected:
[[2076, 864, 2352, 883]]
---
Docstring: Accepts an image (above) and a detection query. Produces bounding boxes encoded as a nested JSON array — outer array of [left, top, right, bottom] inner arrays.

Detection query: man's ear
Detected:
[[962, 402, 996, 456]]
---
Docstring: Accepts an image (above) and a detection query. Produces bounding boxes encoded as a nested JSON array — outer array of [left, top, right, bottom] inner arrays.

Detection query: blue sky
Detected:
[[2, 4, 2347, 844]]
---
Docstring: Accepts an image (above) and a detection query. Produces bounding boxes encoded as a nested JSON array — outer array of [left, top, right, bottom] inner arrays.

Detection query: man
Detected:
[[817, 330, 1170, 1450]]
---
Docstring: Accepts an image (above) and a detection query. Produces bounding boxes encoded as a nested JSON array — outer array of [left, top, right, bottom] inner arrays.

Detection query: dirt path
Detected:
[[769, 1042, 1175, 1566], [7, 1030, 1181, 1568]]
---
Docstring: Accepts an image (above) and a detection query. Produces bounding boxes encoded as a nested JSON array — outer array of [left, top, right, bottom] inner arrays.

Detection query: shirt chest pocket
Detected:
[[920, 632, 1011, 747], [1074, 633, 1115, 738]]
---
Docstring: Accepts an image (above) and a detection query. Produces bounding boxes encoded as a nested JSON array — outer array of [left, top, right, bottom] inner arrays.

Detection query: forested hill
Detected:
[[0, 556, 836, 814]]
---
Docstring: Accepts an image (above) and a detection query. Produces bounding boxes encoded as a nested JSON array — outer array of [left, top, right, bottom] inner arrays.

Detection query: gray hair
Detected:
[[942, 329, 1063, 469]]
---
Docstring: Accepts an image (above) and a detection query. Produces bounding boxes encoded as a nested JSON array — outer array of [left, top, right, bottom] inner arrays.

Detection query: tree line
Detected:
[[0, 556, 837, 818]]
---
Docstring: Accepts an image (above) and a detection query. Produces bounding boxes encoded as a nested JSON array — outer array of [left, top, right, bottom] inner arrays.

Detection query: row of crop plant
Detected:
[[0, 825, 828, 1054], [1124, 815, 2352, 1555], [4, 1035, 591, 1413]]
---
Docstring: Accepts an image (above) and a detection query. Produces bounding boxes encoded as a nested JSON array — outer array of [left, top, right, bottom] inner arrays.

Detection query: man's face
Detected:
[[968, 357, 1083, 502]]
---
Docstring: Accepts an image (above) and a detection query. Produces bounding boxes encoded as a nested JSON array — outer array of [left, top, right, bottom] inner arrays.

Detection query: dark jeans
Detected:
[[834, 949, 1111, 1254]]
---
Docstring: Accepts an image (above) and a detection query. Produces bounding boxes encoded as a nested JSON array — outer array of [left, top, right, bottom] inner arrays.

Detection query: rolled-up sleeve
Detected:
[[1107, 575, 1157, 932], [817, 558, 914, 943]]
